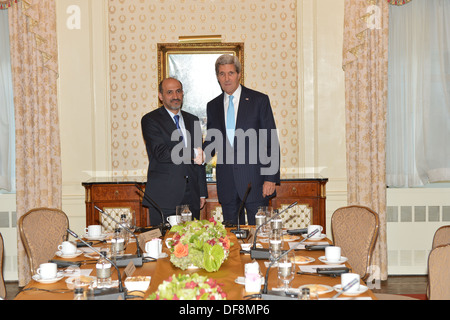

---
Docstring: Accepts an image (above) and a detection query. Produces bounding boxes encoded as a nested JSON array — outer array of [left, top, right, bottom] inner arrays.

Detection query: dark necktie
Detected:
[[174, 114, 183, 141]]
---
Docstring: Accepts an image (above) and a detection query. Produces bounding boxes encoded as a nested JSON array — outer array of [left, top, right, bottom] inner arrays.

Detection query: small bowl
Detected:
[[124, 276, 151, 292]]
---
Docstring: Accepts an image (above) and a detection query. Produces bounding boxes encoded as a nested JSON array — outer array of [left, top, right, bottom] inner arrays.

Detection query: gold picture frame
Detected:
[[157, 42, 244, 123]]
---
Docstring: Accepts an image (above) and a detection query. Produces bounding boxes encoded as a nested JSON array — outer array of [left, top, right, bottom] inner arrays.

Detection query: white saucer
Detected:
[[84, 234, 107, 241], [56, 250, 83, 259], [32, 272, 64, 284], [304, 233, 327, 240], [318, 256, 348, 265], [143, 252, 168, 260], [333, 284, 369, 296]]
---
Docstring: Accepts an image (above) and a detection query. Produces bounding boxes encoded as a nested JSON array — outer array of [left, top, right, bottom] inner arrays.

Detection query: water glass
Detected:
[[176, 205, 192, 223], [277, 251, 295, 291], [269, 229, 283, 262]]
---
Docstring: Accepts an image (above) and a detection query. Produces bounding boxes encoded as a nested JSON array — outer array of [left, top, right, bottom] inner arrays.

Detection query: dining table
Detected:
[[14, 225, 377, 302]]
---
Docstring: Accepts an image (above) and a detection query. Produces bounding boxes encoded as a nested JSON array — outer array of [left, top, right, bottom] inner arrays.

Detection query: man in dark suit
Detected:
[[204, 54, 280, 225], [141, 78, 207, 226]]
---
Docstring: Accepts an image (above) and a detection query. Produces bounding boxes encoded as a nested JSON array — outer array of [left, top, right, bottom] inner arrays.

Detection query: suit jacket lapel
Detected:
[[236, 86, 250, 130], [216, 93, 226, 132]]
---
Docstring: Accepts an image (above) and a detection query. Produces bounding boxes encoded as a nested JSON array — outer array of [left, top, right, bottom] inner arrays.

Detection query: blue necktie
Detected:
[[226, 95, 235, 145], [174, 114, 183, 141]]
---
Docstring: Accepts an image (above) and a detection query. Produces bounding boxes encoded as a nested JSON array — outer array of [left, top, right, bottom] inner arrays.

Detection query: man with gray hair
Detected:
[[204, 54, 280, 225]]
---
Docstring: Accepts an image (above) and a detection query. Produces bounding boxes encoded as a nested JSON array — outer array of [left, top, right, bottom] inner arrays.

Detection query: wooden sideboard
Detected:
[[82, 175, 328, 232]]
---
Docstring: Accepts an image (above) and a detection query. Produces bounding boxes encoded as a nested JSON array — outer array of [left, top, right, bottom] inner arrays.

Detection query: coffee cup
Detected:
[[307, 225, 323, 238], [145, 238, 162, 258], [166, 215, 179, 226], [58, 241, 77, 255], [36, 262, 57, 279], [85, 225, 102, 237], [325, 246, 341, 262], [341, 273, 360, 293]]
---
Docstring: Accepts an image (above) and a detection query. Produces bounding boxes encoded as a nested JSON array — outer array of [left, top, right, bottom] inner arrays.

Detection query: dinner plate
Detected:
[[298, 284, 334, 295], [56, 250, 83, 259], [293, 256, 315, 264], [333, 284, 369, 296], [32, 272, 64, 284], [318, 256, 348, 265]]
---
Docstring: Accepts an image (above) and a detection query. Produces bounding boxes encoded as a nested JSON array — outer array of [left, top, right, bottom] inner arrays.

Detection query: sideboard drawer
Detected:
[[91, 185, 140, 201], [275, 181, 321, 197]]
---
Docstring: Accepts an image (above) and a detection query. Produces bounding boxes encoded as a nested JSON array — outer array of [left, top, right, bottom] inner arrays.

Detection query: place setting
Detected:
[[32, 262, 65, 284], [318, 246, 348, 265], [83, 224, 108, 241], [302, 225, 327, 241], [55, 240, 83, 259], [332, 272, 369, 296]]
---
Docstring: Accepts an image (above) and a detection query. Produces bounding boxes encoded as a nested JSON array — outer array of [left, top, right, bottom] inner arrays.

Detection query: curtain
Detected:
[[0, 10, 14, 192], [386, 0, 450, 187], [386, 0, 411, 5], [0, 0, 18, 10], [8, 0, 61, 286], [343, 0, 389, 281]]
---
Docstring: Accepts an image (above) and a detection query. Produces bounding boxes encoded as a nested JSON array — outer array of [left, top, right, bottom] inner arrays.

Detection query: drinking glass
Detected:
[[277, 251, 296, 291], [269, 229, 283, 262], [255, 207, 266, 229], [258, 206, 273, 236], [270, 209, 283, 231], [176, 205, 192, 223], [298, 287, 319, 300]]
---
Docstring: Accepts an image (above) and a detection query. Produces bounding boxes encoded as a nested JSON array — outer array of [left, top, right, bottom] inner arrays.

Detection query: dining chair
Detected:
[[431, 225, 450, 249], [18, 207, 69, 275], [278, 204, 311, 229], [426, 225, 450, 299], [427, 244, 450, 300], [0, 232, 6, 299], [331, 205, 379, 281]]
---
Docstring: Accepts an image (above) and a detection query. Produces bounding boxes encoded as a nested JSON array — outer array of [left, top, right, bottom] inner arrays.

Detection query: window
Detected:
[[386, 0, 450, 188], [0, 9, 15, 193]]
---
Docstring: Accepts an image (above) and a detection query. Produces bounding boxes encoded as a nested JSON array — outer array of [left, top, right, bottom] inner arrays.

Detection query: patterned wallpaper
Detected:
[[108, 0, 299, 177]]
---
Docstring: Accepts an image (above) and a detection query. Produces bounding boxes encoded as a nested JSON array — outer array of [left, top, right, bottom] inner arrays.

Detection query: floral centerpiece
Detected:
[[147, 273, 227, 300], [166, 218, 231, 272]]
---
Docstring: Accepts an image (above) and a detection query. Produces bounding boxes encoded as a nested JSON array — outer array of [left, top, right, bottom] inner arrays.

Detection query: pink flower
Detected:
[[185, 281, 198, 289]]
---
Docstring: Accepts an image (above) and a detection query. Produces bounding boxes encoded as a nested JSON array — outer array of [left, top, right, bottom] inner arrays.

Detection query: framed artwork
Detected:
[[157, 41, 245, 127]]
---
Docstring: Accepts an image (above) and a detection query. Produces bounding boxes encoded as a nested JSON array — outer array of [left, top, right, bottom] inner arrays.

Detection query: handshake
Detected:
[[193, 147, 205, 165]]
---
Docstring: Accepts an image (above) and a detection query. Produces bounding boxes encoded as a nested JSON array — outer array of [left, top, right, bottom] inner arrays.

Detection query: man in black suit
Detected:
[[141, 78, 207, 226], [204, 54, 280, 225]]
